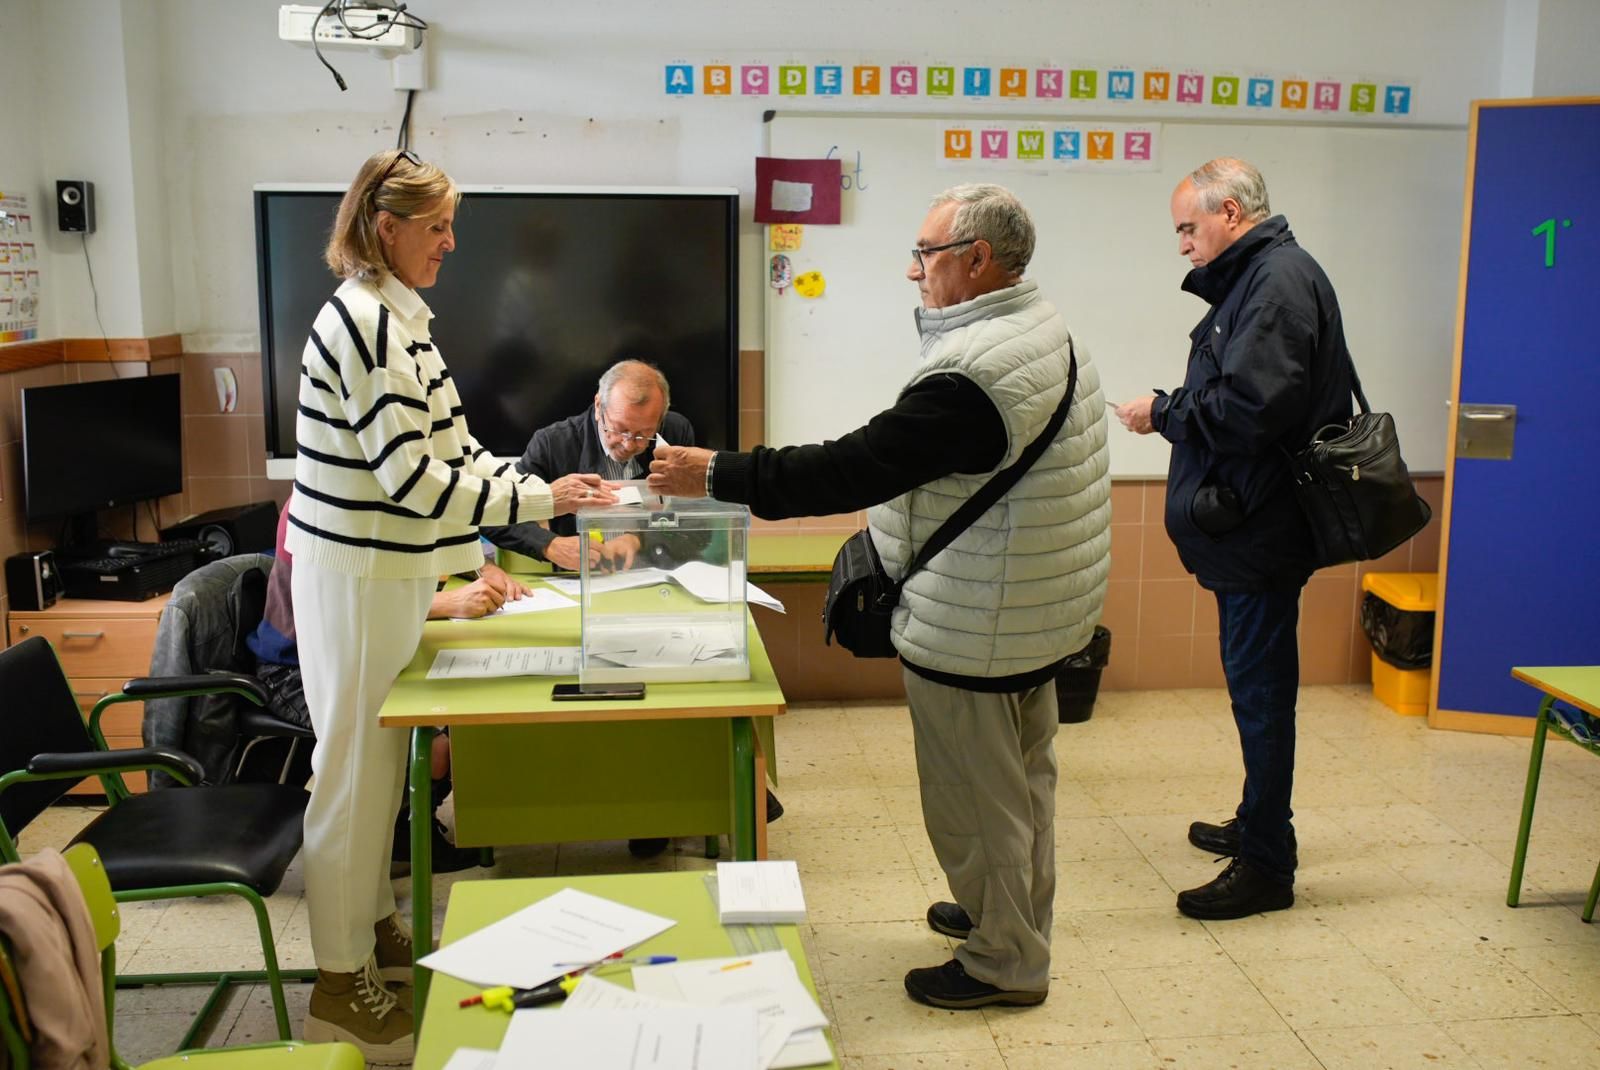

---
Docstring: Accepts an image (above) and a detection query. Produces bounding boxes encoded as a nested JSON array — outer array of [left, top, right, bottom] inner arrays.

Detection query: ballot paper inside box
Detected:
[[577, 493, 750, 684]]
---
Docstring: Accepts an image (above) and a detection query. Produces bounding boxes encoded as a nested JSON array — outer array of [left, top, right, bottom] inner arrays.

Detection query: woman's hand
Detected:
[[429, 577, 505, 620], [647, 445, 714, 498], [550, 473, 619, 516], [479, 561, 531, 601]]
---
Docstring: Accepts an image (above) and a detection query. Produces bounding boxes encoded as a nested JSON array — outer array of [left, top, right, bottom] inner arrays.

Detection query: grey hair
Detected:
[[929, 183, 1035, 275], [597, 359, 671, 410], [1188, 158, 1272, 221]]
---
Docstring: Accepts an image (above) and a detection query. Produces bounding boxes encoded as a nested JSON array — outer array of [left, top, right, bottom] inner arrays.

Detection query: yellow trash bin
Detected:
[[1360, 572, 1437, 715]]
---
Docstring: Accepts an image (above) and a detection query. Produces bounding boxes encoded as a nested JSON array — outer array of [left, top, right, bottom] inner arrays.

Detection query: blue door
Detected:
[[1433, 100, 1600, 723]]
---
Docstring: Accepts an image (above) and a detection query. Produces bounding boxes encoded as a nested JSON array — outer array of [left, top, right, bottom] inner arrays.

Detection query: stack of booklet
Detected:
[[716, 860, 807, 925]]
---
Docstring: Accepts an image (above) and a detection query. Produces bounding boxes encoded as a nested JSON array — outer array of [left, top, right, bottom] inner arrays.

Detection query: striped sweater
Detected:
[[286, 273, 555, 579]]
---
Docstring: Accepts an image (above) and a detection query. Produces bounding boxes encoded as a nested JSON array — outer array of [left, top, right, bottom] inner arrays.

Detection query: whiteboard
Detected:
[[764, 114, 1465, 476]]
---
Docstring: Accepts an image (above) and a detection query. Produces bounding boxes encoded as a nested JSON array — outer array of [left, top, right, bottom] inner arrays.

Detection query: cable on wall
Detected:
[[311, 0, 428, 92], [80, 234, 114, 367]]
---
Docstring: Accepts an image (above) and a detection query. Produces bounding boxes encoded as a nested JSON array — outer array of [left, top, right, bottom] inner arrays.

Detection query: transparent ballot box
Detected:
[[576, 489, 751, 684]]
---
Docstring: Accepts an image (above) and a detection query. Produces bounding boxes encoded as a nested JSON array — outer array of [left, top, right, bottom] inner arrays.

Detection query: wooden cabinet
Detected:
[[7, 594, 171, 795]]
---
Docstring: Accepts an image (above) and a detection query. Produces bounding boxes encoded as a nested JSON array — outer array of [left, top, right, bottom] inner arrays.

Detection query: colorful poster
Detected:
[[663, 55, 1414, 123], [0, 192, 39, 344], [938, 123, 1161, 173]]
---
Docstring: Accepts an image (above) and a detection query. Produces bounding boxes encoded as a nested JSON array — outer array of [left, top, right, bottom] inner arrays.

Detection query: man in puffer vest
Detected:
[[650, 184, 1111, 1009]]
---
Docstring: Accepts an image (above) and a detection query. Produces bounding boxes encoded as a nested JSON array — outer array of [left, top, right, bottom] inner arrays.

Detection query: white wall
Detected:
[[1530, 0, 1600, 97], [0, 0, 47, 338], [11, 0, 1591, 356]]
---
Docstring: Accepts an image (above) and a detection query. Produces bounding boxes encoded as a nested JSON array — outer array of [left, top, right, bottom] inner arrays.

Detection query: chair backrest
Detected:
[[0, 638, 96, 843], [61, 843, 118, 953]]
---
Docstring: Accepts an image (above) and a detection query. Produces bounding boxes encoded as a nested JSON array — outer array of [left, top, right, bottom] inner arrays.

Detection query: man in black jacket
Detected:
[[1116, 157, 1353, 920]]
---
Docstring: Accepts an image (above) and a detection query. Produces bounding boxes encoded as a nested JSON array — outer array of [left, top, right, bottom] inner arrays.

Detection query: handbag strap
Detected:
[[896, 345, 1079, 592]]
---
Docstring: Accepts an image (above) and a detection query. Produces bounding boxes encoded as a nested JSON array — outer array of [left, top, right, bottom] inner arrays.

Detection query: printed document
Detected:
[[449, 586, 576, 621], [415, 888, 673, 989], [425, 646, 579, 679], [633, 951, 829, 1070], [497, 1006, 759, 1070], [716, 861, 807, 924]]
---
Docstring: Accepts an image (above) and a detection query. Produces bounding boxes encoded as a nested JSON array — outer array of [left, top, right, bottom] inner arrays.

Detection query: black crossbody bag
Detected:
[[1282, 365, 1431, 569], [823, 353, 1078, 658]]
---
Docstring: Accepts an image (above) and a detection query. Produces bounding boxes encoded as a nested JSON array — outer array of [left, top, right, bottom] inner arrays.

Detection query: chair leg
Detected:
[[1507, 697, 1554, 908], [704, 835, 719, 859], [112, 882, 309, 1045], [1585, 859, 1600, 923]]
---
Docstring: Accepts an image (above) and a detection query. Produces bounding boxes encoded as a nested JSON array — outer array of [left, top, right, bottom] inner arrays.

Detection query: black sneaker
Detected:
[[766, 790, 785, 824], [628, 837, 670, 858], [926, 902, 973, 939], [1176, 857, 1294, 920], [390, 817, 484, 878], [903, 959, 1047, 1010], [1188, 817, 1241, 856]]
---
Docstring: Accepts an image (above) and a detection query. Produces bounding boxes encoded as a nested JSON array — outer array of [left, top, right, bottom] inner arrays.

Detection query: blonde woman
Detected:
[[289, 148, 615, 1059]]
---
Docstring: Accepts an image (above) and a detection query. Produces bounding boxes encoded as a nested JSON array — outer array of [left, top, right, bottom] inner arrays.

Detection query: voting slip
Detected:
[[716, 860, 807, 924]]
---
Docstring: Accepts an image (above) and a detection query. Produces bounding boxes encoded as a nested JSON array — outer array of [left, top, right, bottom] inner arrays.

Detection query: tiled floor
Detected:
[[19, 685, 1600, 1068]]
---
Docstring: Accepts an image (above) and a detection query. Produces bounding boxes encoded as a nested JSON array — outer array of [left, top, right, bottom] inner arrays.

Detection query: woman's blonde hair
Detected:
[[324, 149, 459, 281]]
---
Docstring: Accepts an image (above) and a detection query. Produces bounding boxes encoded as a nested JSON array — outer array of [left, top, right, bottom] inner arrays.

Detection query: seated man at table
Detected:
[[480, 359, 695, 572], [248, 495, 529, 876], [481, 358, 785, 856]]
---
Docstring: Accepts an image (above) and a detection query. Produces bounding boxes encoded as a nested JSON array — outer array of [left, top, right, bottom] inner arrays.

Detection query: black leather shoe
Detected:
[[1176, 857, 1294, 920], [926, 902, 973, 939], [1188, 818, 1299, 868], [903, 959, 1047, 1010], [1188, 817, 1241, 856], [628, 837, 670, 858], [766, 790, 784, 824], [390, 817, 484, 878]]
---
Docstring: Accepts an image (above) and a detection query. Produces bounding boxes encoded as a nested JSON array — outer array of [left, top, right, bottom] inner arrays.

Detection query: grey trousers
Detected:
[[903, 668, 1058, 992]]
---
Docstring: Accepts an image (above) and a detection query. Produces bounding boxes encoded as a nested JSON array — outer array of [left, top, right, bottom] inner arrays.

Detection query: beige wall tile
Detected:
[[1110, 481, 1144, 524], [1139, 522, 1189, 581], [1138, 578, 1196, 638], [1108, 521, 1142, 582], [1136, 634, 1194, 690]]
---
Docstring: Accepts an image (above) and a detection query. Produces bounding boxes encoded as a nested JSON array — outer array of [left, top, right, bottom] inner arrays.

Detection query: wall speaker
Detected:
[[56, 180, 95, 233], [161, 500, 279, 559]]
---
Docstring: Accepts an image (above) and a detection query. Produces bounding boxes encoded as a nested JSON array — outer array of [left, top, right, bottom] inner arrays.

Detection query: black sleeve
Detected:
[[712, 373, 1006, 521]]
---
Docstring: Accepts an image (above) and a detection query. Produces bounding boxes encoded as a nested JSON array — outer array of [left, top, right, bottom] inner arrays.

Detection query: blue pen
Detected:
[[552, 954, 677, 969]]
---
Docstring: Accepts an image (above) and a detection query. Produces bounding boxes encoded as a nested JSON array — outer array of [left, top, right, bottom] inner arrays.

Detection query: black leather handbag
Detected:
[[1283, 368, 1431, 569], [823, 353, 1078, 658]]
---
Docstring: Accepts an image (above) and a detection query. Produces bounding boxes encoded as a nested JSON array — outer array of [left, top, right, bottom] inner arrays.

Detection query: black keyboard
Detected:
[[88, 537, 210, 561]]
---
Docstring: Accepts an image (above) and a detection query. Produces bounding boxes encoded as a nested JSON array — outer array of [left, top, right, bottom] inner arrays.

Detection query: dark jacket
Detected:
[[480, 408, 696, 561], [1150, 215, 1354, 592]]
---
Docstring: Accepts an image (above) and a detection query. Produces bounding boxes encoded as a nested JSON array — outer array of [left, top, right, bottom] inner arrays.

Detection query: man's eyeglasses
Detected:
[[911, 239, 976, 273], [597, 409, 657, 446], [370, 150, 422, 202]]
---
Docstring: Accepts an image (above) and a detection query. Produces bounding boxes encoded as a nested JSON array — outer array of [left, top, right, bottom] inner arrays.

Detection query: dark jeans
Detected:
[[1216, 587, 1303, 885]]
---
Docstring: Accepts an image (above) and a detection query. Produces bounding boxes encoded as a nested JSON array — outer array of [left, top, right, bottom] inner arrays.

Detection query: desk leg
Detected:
[[732, 717, 755, 861], [409, 725, 436, 1024], [1507, 697, 1553, 908]]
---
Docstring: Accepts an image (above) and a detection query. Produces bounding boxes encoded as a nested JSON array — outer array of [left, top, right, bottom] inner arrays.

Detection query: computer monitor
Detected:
[[20, 374, 184, 540], [254, 186, 740, 466]]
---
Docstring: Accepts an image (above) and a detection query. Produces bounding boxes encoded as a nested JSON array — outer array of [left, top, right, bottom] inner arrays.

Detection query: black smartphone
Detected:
[[551, 682, 647, 701]]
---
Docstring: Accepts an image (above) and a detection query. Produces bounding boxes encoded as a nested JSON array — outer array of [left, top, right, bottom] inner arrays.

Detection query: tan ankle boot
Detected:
[[304, 957, 413, 1064], [373, 912, 413, 985]]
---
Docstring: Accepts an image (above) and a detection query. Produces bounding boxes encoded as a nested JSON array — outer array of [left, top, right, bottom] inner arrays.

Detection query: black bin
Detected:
[[1056, 626, 1112, 723], [1359, 592, 1433, 670]]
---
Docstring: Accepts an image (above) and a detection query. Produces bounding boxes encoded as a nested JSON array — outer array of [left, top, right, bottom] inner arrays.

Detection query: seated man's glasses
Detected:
[[597, 410, 657, 446], [911, 239, 975, 273]]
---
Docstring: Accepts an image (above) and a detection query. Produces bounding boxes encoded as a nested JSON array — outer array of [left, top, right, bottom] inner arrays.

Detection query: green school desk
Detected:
[[412, 871, 838, 1069], [377, 588, 786, 1010], [1507, 666, 1600, 919]]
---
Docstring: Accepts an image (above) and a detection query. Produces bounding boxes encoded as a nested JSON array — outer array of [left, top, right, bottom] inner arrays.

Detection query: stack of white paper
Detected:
[[632, 951, 831, 1069], [716, 861, 807, 924], [499, 1006, 759, 1069]]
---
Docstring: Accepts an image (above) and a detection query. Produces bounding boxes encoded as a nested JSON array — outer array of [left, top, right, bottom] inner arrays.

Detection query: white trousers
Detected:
[[292, 559, 434, 973]]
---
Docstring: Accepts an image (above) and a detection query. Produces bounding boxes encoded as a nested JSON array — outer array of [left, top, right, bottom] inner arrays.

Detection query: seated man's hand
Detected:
[[479, 561, 532, 601], [647, 445, 714, 499], [545, 534, 602, 573], [601, 533, 642, 571], [430, 578, 506, 620]]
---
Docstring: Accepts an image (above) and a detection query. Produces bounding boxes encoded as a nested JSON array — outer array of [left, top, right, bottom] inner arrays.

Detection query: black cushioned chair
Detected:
[[0, 636, 313, 1052]]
